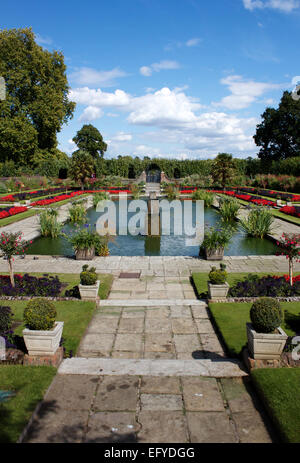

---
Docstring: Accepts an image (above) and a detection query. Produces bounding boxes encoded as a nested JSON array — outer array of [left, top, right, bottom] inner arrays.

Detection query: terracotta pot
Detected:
[[75, 247, 95, 260]]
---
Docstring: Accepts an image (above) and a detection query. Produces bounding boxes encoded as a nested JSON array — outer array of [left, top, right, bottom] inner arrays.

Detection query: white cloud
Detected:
[[112, 132, 132, 142], [139, 60, 180, 77], [243, 0, 300, 12], [292, 76, 300, 86], [70, 87, 131, 107], [35, 33, 53, 46], [214, 75, 280, 110], [69, 67, 127, 87], [70, 85, 259, 156], [79, 106, 103, 122], [186, 38, 202, 47]]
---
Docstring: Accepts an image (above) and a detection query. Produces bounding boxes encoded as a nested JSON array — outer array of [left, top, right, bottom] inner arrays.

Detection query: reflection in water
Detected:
[[27, 201, 277, 257]]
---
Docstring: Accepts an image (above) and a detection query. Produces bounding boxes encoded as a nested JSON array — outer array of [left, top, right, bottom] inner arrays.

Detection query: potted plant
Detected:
[[207, 264, 229, 300], [22, 299, 64, 356], [200, 225, 233, 260], [246, 297, 288, 360], [63, 225, 99, 260], [78, 265, 100, 301]]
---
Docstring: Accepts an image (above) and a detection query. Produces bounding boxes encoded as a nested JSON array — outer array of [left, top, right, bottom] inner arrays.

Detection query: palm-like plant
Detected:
[[69, 150, 95, 189], [211, 153, 236, 188]]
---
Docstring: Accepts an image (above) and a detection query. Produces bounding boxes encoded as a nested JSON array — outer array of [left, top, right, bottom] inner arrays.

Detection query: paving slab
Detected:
[[181, 377, 225, 412], [93, 376, 139, 411], [186, 412, 237, 443], [85, 412, 138, 443], [137, 411, 188, 443], [140, 394, 183, 411]]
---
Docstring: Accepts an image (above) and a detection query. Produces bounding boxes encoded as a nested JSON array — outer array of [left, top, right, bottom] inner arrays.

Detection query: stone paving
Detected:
[[0, 255, 298, 276], [23, 374, 275, 443]]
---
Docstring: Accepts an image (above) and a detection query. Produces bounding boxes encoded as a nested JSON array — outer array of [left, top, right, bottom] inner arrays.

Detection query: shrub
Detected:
[[93, 192, 109, 208], [219, 197, 240, 222], [240, 207, 274, 238], [0, 274, 62, 297], [229, 274, 300, 298], [201, 224, 233, 251], [209, 265, 227, 284], [24, 299, 57, 331], [250, 298, 283, 334], [0, 306, 13, 335], [39, 210, 63, 238], [192, 190, 214, 207], [68, 201, 86, 224], [80, 265, 97, 285]]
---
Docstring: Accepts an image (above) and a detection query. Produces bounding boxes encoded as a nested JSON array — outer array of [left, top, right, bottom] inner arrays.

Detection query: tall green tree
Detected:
[[254, 91, 300, 161], [70, 150, 95, 189], [0, 27, 75, 165], [211, 153, 236, 188], [73, 124, 107, 159]]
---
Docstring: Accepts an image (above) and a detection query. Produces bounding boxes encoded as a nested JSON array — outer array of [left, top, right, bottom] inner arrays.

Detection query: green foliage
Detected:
[[68, 201, 87, 224], [201, 225, 233, 251], [240, 207, 274, 238], [69, 150, 95, 187], [0, 27, 75, 165], [192, 190, 214, 207], [211, 153, 236, 188], [23, 298, 57, 331], [73, 124, 107, 159], [219, 197, 240, 222], [0, 306, 13, 335], [93, 192, 109, 208], [165, 184, 180, 200], [255, 91, 300, 161], [209, 265, 227, 284], [250, 297, 283, 333], [63, 226, 102, 251], [39, 210, 62, 238], [80, 265, 97, 286]]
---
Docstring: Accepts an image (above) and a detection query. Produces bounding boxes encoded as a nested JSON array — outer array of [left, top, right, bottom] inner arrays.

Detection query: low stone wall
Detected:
[[209, 296, 300, 303]]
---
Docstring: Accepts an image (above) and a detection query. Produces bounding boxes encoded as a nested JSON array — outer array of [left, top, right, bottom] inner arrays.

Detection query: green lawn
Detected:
[[209, 301, 300, 357], [8, 299, 96, 356], [251, 368, 300, 443], [0, 365, 56, 443]]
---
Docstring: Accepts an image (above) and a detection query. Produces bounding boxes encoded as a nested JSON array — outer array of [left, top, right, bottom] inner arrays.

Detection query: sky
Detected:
[[1, 0, 300, 160]]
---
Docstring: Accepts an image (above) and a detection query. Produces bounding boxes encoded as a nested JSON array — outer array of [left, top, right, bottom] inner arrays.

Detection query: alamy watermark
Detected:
[[0, 336, 5, 361], [292, 336, 300, 361], [95, 195, 205, 247], [0, 77, 5, 101], [291, 81, 300, 101]]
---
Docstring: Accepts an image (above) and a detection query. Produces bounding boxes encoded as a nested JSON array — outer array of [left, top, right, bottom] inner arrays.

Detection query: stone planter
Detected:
[[79, 280, 100, 301], [246, 323, 288, 360], [204, 248, 224, 261], [23, 321, 64, 356], [75, 247, 95, 260], [208, 282, 229, 300]]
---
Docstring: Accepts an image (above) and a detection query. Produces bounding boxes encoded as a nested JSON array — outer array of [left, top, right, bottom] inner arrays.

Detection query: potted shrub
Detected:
[[63, 225, 99, 260], [207, 264, 229, 300], [78, 265, 100, 301], [200, 225, 233, 260], [246, 297, 288, 360], [22, 299, 64, 356]]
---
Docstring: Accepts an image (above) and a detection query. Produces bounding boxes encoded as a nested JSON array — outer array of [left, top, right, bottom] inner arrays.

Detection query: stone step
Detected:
[[100, 299, 207, 306], [58, 358, 247, 378]]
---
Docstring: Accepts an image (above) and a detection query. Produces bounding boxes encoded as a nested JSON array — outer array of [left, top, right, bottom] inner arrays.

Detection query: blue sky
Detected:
[[1, 0, 300, 159]]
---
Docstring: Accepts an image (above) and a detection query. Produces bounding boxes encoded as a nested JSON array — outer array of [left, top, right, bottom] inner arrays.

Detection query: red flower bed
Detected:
[[0, 195, 15, 202], [0, 206, 28, 220], [279, 206, 300, 218]]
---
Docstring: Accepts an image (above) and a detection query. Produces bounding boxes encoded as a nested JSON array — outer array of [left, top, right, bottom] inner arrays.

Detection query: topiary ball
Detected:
[[24, 299, 57, 331], [250, 297, 283, 334]]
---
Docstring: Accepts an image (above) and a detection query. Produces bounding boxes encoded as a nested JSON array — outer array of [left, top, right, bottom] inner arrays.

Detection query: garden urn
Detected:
[[246, 323, 288, 360], [208, 282, 229, 300], [23, 321, 64, 356], [79, 280, 100, 301]]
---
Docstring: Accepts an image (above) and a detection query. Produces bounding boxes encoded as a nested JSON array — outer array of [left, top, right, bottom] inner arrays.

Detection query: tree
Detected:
[[0, 27, 75, 165], [276, 233, 300, 286], [211, 153, 236, 188], [0, 232, 29, 287], [70, 151, 95, 189], [73, 124, 107, 159], [254, 91, 300, 162]]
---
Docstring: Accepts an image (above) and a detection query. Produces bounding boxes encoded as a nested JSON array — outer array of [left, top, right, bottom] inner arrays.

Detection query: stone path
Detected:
[[23, 284, 276, 442], [0, 196, 93, 241], [0, 255, 298, 276], [23, 374, 275, 443]]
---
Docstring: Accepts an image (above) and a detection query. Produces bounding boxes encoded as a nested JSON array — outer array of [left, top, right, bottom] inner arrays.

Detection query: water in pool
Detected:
[[27, 200, 277, 257]]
